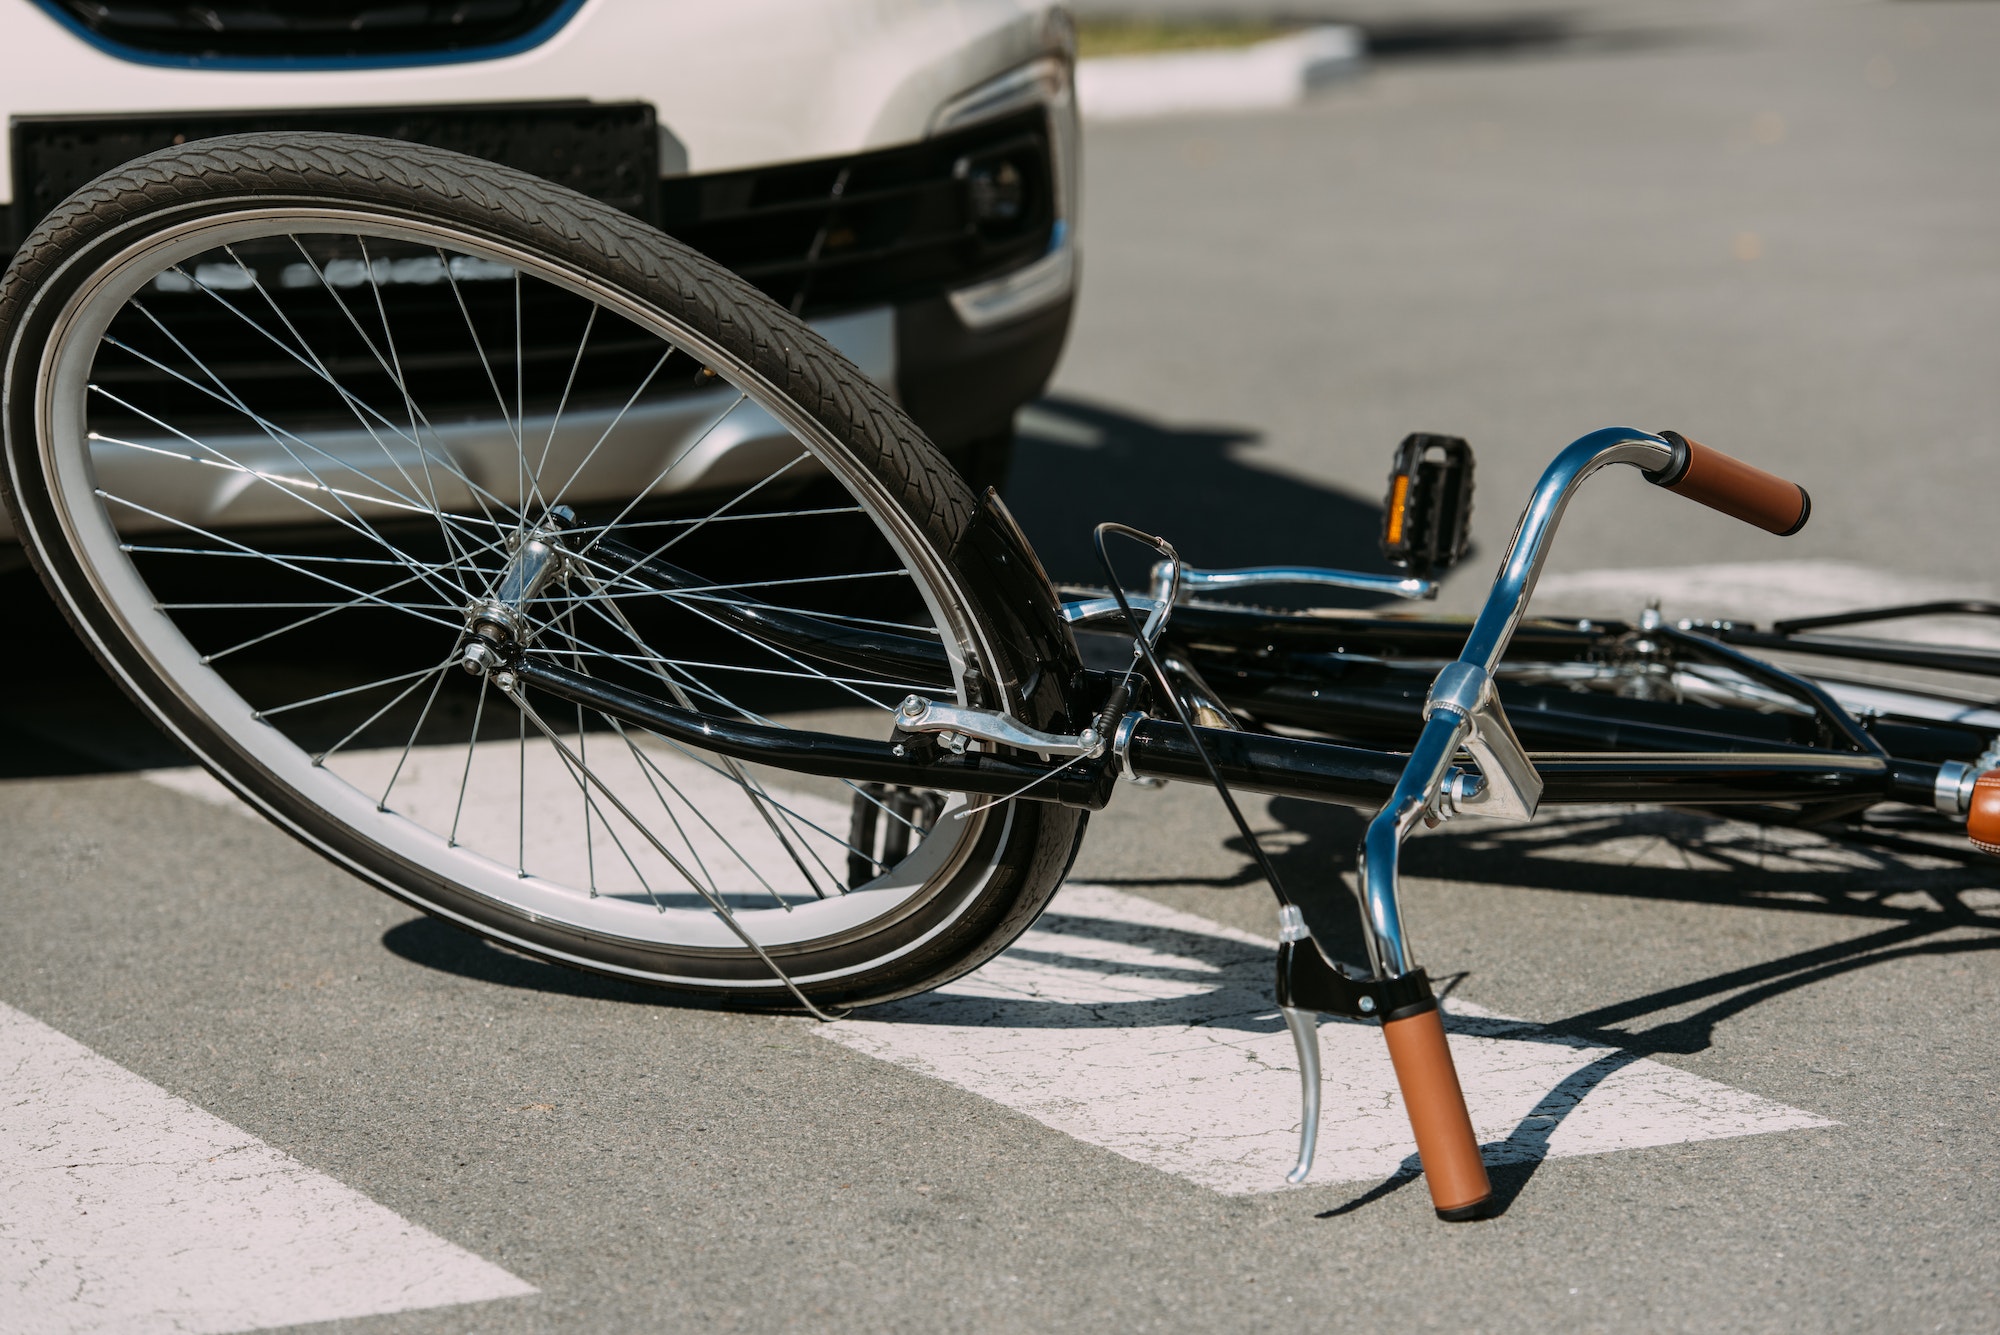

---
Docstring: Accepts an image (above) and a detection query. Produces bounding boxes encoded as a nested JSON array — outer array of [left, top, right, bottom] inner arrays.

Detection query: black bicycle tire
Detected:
[[0, 131, 1086, 1008]]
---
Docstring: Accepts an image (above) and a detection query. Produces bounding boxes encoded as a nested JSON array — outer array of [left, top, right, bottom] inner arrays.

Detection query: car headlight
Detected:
[[930, 39, 1081, 330], [930, 52, 1078, 230], [931, 54, 1072, 136]]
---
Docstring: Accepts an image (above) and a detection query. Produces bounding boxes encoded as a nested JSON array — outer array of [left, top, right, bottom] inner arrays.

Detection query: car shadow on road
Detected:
[[1001, 395, 1398, 600], [0, 566, 189, 778]]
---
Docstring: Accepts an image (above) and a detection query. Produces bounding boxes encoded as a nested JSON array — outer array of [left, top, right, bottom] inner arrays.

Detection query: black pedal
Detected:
[[1380, 433, 1475, 578]]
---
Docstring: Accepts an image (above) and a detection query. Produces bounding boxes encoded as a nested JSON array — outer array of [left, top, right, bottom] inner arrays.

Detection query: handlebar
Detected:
[[1364, 424, 1811, 977], [1644, 430, 1811, 537]]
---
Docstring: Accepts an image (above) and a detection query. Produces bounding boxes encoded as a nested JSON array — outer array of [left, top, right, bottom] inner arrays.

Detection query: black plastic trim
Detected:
[[1643, 429, 1692, 486], [896, 290, 1073, 451], [1779, 487, 1812, 537], [1277, 938, 1434, 1022]]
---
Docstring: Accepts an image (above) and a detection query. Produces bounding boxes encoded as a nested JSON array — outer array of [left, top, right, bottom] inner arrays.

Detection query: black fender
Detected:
[[948, 488, 1086, 733]]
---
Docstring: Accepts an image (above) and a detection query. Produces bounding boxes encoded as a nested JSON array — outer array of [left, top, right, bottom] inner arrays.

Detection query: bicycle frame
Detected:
[[474, 424, 1990, 1219], [501, 425, 1949, 824]]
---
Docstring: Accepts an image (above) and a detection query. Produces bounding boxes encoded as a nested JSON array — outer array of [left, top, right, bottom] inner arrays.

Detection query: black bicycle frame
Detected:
[[510, 650, 1943, 816]]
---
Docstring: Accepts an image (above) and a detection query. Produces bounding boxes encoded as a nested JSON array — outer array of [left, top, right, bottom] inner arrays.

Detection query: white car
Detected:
[[0, 0, 1079, 539]]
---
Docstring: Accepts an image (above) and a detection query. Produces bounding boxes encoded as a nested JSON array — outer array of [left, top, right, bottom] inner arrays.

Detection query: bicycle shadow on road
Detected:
[[379, 829, 1896, 1221], [1251, 797, 2000, 1055]]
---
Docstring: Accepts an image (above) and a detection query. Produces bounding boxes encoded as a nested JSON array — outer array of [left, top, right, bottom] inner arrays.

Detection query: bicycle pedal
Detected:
[[1382, 433, 1475, 579]]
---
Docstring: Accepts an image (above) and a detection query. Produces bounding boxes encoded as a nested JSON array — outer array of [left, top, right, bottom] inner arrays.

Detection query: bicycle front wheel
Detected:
[[0, 133, 1084, 1006]]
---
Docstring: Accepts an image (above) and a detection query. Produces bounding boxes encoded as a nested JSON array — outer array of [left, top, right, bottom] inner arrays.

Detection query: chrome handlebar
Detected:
[[1289, 428, 1679, 1182], [1149, 563, 1437, 603], [1357, 427, 1674, 974]]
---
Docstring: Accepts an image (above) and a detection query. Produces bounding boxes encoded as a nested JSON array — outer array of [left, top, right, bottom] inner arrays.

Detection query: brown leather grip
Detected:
[[1967, 770, 2000, 854], [1650, 432, 1810, 537], [1382, 1005, 1492, 1220]]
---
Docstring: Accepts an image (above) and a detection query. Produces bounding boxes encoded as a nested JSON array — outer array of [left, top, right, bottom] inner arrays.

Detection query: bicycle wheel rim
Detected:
[[17, 199, 1017, 979]]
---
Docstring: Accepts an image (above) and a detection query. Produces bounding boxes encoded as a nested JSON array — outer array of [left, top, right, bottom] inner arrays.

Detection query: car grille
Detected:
[[90, 238, 683, 438], [22, 107, 1057, 430], [33, 0, 579, 61], [659, 108, 1057, 318]]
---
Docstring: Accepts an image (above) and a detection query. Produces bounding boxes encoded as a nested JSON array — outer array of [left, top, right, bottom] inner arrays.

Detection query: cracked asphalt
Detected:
[[5, 0, 1999, 1330]]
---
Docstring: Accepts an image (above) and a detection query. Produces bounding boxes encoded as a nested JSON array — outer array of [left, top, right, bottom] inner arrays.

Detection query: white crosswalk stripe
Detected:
[[0, 1004, 533, 1335], [819, 885, 1833, 1195]]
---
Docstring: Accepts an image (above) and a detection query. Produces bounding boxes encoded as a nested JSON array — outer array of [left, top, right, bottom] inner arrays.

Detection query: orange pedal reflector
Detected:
[[1385, 473, 1410, 545], [1967, 770, 2000, 854]]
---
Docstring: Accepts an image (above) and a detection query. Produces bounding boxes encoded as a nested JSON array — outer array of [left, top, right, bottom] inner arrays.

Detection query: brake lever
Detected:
[[1281, 1002, 1322, 1184], [1278, 906, 1325, 1183], [1274, 904, 1439, 1185]]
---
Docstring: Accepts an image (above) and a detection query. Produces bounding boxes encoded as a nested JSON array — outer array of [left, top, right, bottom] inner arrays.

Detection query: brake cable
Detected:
[[1092, 523, 1295, 912]]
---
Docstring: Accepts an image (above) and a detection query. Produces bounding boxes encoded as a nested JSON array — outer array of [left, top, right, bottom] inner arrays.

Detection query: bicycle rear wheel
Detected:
[[0, 133, 1084, 1006]]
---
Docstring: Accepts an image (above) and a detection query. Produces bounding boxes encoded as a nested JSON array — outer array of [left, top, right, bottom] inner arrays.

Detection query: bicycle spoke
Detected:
[[606, 718, 796, 909], [233, 242, 452, 530], [349, 238, 489, 578], [536, 599, 917, 855], [540, 347, 673, 516], [558, 503, 863, 535], [90, 359, 429, 520], [449, 677, 489, 848], [536, 305, 597, 510], [514, 269, 525, 512], [87, 377, 479, 612], [126, 286, 454, 527], [35, 190, 1003, 988], [561, 611, 600, 899], [555, 635, 924, 695], [576, 575, 826, 902], [255, 662, 444, 721], [503, 683, 841, 1019], [587, 446, 805, 579], [577, 389, 751, 543], [517, 697, 527, 877], [193, 541, 501, 666], [159, 599, 460, 612], [379, 656, 457, 810], [543, 559, 915, 604], [316, 652, 460, 765], [98, 493, 470, 636], [276, 240, 523, 532], [123, 544, 449, 569]]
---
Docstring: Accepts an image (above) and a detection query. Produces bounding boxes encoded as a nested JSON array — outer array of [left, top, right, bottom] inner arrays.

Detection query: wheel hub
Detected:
[[461, 505, 576, 675]]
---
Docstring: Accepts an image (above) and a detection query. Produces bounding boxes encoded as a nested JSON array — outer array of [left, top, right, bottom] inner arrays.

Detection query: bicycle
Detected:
[[5, 134, 1994, 1222]]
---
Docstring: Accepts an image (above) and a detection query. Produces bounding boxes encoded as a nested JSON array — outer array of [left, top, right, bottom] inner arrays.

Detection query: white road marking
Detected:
[[818, 885, 1833, 1195], [1532, 559, 2000, 642], [0, 1003, 534, 1335]]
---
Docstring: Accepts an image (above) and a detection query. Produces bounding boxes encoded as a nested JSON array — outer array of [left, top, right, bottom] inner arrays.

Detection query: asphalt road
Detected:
[[6, 2, 2000, 1331]]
